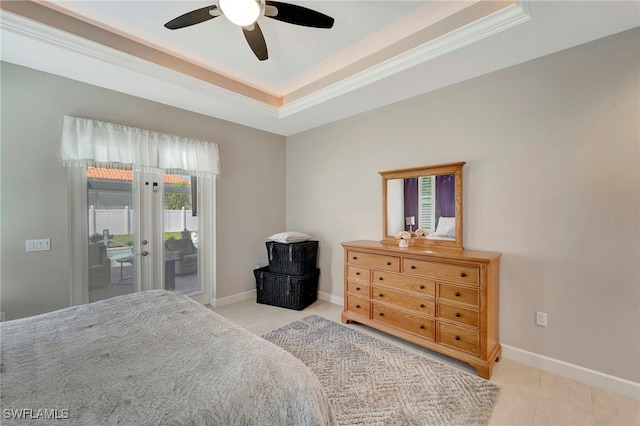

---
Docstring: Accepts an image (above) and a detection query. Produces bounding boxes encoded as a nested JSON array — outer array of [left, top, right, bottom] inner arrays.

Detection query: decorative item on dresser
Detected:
[[342, 162, 502, 379]]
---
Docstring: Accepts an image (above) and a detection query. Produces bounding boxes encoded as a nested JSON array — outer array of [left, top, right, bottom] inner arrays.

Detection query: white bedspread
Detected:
[[0, 290, 336, 425]]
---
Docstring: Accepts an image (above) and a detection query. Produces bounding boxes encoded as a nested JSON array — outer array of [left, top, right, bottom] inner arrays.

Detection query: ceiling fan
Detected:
[[164, 0, 335, 61]]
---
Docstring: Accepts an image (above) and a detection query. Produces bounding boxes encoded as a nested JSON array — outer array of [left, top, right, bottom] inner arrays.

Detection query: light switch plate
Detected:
[[26, 239, 51, 252]]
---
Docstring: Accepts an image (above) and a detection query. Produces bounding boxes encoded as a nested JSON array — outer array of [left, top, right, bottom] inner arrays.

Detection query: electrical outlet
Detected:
[[536, 311, 548, 327]]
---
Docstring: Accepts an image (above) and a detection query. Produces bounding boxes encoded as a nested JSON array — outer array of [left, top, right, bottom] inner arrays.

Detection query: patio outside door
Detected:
[[86, 166, 205, 303]]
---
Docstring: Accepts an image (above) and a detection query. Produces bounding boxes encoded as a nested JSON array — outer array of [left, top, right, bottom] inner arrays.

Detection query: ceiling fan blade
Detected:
[[164, 5, 219, 30], [265, 1, 334, 28], [242, 22, 268, 61]]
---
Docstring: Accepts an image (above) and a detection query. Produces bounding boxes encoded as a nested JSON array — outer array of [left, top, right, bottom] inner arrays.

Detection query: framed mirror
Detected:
[[380, 162, 464, 249]]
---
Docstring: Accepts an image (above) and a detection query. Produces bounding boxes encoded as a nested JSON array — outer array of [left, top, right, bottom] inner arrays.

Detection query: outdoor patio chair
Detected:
[[164, 238, 197, 275]]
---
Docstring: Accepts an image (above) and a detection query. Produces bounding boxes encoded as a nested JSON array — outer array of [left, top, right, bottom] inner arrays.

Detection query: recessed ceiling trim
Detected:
[[2, 0, 633, 137], [0, 0, 283, 107], [279, 0, 531, 118], [2, 0, 532, 117], [0, 10, 281, 117]]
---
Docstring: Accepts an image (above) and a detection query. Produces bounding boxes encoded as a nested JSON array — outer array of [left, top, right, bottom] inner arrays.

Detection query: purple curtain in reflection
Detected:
[[403, 178, 418, 231], [435, 174, 455, 228]]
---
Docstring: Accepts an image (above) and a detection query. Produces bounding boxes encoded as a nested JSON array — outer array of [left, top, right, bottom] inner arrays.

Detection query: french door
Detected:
[[76, 164, 212, 305]]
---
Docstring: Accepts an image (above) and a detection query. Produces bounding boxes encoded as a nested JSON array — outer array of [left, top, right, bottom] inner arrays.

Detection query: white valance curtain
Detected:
[[61, 116, 220, 176]]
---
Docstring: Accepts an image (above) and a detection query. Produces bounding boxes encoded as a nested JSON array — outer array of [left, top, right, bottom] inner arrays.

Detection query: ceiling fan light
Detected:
[[219, 0, 261, 27]]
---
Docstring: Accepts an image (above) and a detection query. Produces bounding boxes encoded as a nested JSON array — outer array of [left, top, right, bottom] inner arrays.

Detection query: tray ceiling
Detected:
[[1, 1, 638, 135]]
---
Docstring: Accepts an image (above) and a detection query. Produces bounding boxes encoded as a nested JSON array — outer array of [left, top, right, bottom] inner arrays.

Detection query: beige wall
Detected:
[[0, 62, 286, 320], [1, 29, 638, 384], [286, 29, 640, 382]]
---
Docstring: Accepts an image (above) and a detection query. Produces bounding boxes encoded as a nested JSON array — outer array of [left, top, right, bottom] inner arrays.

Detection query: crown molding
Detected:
[[2, 1, 530, 120], [278, 0, 531, 118], [0, 10, 280, 117]]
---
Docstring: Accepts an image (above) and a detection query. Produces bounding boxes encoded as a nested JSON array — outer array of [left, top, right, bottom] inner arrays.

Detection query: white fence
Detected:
[[89, 206, 198, 236]]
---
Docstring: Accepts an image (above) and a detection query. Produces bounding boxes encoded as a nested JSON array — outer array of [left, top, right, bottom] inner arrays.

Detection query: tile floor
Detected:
[[211, 299, 640, 426]]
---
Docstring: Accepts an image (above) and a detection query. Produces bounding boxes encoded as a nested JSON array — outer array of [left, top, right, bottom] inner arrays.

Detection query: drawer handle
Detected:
[[356, 272, 360, 275], [378, 277, 384, 281], [460, 272, 466, 278], [353, 256, 358, 260], [455, 336, 461, 341], [355, 287, 360, 291], [386, 261, 392, 266], [455, 312, 461, 317], [378, 312, 384, 317], [419, 304, 425, 308], [410, 265, 416, 270], [378, 293, 384, 297], [355, 304, 361, 309], [419, 325, 425, 330], [419, 285, 425, 289], [455, 292, 461, 297]]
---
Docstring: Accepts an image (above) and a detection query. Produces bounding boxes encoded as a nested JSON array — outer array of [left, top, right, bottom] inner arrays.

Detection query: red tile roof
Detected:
[[87, 167, 190, 184]]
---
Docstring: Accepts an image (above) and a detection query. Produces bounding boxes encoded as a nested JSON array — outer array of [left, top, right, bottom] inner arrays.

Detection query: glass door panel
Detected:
[[163, 173, 200, 294], [84, 167, 205, 303], [86, 166, 137, 303]]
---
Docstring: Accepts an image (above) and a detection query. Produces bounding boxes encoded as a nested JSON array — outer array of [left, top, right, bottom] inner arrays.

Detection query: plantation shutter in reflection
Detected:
[[419, 176, 436, 231]]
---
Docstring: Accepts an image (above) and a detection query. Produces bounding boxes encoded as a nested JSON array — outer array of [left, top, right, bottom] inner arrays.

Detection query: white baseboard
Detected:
[[210, 289, 255, 308], [212, 290, 340, 308], [502, 344, 640, 400], [318, 291, 343, 306]]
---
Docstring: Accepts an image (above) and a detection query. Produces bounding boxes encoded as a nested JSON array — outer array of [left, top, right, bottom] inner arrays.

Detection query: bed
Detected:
[[0, 290, 336, 425]]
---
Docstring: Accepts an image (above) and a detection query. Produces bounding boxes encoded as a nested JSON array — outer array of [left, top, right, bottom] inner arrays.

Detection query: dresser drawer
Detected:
[[372, 303, 435, 340], [438, 302, 479, 328], [347, 296, 370, 317], [371, 271, 435, 296], [438, 322, 479, 355], [347, 251, 400, 272], [347, 281, 370, 298], [402, 258, 479, 286], [372, 286, 435, 316], [347, 265, 370, 282], [439, 283, 479, 307], [343, 241, 501, 380]]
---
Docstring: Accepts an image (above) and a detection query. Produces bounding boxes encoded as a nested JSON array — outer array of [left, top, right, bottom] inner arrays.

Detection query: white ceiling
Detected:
[[1, 1, 638, 136]]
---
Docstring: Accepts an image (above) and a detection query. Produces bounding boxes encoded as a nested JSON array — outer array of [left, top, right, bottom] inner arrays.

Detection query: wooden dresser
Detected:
[[342, 240, 502, 378]]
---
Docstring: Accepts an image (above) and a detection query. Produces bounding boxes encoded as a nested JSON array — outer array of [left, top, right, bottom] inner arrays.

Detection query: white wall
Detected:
[[286, 29, 640, 383], [0, 62, 286, 320]]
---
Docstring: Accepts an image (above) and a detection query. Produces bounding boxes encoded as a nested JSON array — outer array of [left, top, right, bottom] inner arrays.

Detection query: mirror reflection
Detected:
[[386, 174, 456, 240], [381, 162, 464, 249]]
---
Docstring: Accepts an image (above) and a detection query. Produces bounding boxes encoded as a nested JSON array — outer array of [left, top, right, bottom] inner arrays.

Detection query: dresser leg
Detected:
[[475, 363, 493, 380], [341, 311, 351, 324], [474, 344, 501, 378]]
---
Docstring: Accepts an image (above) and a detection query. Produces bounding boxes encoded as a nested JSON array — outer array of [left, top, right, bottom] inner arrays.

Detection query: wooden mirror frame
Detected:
[[380, 162, 464, 250]]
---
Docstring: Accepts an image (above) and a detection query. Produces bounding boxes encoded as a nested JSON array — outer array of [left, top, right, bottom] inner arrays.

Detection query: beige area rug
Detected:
[[262, 315, 500, 425]]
